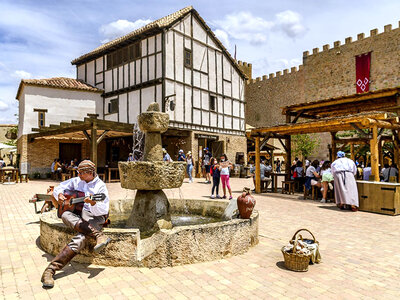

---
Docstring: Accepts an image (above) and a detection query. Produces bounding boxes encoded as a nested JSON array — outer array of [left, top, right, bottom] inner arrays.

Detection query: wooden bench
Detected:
[[281, 180, 295, 194], [29, 186, 57, 214]]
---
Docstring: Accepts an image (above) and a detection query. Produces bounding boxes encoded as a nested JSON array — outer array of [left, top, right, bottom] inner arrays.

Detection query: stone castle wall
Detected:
[[243, 22, 400, 161], [245, 21, 400, 128]]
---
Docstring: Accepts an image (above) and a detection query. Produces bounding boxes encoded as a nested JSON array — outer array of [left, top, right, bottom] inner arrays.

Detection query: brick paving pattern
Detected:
[[1, 178, 400, 299]]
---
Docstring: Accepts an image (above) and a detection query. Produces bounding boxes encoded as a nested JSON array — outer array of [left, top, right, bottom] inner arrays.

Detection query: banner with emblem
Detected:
[[356, 52, 371, 93]]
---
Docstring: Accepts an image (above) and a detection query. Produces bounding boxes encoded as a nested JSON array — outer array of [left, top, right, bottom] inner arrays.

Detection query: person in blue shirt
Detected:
[[177, 149, 186, 161]]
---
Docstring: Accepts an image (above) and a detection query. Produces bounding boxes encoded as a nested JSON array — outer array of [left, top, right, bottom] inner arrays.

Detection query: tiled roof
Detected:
[[16, 77, 103, 99], [71, 6, 193, 65]]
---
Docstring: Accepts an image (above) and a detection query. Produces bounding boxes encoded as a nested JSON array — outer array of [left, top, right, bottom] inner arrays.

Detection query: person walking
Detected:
[[210, 158, 221, 198], [177, 149, 186, 161], [219, 154, 233, 200], [203, 148, 211, 183], [331, 151, 358, 211], [186, 151, 195, 183]]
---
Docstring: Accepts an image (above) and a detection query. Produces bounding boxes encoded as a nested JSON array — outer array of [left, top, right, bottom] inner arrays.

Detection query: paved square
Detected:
[[1, 178, 400, 299]]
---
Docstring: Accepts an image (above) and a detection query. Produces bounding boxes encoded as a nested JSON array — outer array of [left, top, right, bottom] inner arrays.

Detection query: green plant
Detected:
[[292, 134, 320, 159], [33, 172, 41, 179]]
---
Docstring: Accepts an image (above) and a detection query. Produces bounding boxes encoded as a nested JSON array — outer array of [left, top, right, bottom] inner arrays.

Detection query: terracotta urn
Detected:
[[237, 187, 256, 219]]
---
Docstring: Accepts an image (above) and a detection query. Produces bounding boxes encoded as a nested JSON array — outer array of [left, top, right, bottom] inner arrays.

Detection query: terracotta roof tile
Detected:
[[16, 77, 103, 99]]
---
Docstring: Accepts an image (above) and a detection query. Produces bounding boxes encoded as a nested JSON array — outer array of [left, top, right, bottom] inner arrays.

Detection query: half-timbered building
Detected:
[[16, 6, 247, 176]]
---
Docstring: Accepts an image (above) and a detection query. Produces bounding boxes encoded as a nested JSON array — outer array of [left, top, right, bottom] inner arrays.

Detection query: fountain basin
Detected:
[[39, 198, 259, 267], [138, 111, 169, 133], [119, 161, 186, 190]]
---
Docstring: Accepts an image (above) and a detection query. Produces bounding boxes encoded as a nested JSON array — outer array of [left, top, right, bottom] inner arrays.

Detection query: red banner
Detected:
[[356, 52, 371, 93]]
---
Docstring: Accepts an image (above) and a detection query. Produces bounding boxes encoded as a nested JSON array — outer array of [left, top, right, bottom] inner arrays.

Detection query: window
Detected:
[[108, 98, 118, 114], [34, 108, 47, 128], [209, 95, 216, 111], [106, 42, 142, 70], [184, 49, 192, 68]]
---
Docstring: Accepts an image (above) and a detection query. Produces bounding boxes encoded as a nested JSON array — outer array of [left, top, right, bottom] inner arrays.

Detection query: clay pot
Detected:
[[237, 191, 256, 219]]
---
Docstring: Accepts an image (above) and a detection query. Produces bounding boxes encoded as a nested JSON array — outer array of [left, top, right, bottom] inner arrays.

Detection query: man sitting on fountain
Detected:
[[41, 160, 111, 289]]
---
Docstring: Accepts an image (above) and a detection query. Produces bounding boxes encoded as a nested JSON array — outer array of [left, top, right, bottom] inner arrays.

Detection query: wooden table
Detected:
[[0, 168, 19, 183], [107, 167, 120, 183], [68, 168, 77, 178], [270, 172, 289, 193]]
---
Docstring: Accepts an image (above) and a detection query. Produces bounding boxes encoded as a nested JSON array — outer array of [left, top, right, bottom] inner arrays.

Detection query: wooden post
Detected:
[[255, 136, 261, 194], [285, 114, 291, 180], [331, 132, 337, 161], [91, 122, 98, 167], [371, 125, 379, 181], [378, 140, 384, 168], [350, 143, 355, 161]]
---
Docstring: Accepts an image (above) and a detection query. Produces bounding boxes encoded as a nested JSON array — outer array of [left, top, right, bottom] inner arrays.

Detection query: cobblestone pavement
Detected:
[[1, 177, 400, 299]]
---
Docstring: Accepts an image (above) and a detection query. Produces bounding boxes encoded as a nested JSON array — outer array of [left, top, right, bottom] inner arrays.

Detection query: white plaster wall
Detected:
[[141, 57, 148, 82], [77, 65, 85, 81], [128, 90, 140, 124], [105, 71, 112, 92], [142, 86, 155, 112], [87, 61, 95, 86], [119, 93, 128, 123], [96, 57, 103, 72], [148, 55, 155, 81], [148, 36, 155, 54], [233, 100, 240, 117], [192, 17, 207, 43], [184, 86, 192, 123], [175, 34, 184, 82], [17, 92, 25, 139], [19, 86, 99, 135], [156, 33, 162, 52]]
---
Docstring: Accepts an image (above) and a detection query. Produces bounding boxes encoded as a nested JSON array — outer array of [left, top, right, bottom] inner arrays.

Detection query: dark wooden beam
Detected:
[[97, 130, 109, 144], [350, 123, 371, 139], [291, 110, 304, 124]]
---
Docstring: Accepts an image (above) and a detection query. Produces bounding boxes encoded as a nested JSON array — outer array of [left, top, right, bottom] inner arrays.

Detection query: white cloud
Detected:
[[275, 10, 307, 38], [0, 100, 9, 111], [213, 10, 306, 45], [99, 19, 152, 43], [213, 12, 273, 45], [13, 70, 32, 79], [214, 29, 230, 49]]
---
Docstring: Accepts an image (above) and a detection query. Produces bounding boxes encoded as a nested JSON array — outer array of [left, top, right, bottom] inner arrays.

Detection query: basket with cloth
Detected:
[[281, 228, 321, 272]]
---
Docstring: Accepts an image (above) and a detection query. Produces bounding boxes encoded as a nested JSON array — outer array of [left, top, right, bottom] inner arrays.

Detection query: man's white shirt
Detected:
[[53, 176, 109, 216]]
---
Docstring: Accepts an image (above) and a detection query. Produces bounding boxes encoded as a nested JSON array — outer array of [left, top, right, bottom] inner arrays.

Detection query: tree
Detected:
[[292, 134, 320, 159]]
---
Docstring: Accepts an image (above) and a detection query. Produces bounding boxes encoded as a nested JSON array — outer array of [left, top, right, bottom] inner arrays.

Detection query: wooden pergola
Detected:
[[28, 114, 133, 167], [249, 87, 400, 193]]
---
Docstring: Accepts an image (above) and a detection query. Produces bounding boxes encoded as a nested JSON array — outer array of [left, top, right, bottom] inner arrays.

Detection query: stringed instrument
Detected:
[[57, 189, 106, 218]]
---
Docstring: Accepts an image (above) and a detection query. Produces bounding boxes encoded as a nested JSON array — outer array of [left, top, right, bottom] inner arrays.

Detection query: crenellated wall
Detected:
[[246, 21, 400, 128], [237, 61, 252, 79]]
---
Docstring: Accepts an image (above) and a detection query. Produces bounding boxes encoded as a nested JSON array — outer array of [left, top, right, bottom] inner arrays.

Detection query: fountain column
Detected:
[[119, 103, 186, 232]]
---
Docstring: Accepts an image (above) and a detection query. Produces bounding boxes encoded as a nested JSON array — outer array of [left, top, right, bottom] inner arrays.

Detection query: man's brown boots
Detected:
[[41, 245, 76, 288], [74, 219, 111, 253]]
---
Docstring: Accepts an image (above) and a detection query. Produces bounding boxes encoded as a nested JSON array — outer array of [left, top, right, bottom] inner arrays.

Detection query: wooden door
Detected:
[[59, 143, 81, 163]]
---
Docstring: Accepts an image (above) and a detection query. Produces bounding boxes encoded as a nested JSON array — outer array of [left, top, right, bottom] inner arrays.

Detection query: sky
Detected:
[[1, 0, 400, 124]]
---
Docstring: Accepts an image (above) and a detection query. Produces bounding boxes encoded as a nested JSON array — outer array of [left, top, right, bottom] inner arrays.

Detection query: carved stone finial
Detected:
[[147, 102, 160, 112]]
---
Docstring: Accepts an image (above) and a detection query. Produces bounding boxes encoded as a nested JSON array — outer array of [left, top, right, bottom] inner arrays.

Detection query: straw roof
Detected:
[[16, 77, 103, 99]]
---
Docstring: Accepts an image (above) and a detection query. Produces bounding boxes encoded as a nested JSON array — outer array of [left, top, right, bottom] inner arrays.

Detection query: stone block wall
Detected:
[[245, 22, 400, 129]]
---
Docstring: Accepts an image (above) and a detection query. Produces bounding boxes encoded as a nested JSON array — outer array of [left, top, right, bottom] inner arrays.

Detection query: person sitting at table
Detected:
[[382, 163, 399, 182], [293, 160, 304, 192], [250, 160, 272, 192], [53, 159, 62, 180], [363, 163, 372, 181], [320, 161, 334, 203], [304, 159, 321, 199]]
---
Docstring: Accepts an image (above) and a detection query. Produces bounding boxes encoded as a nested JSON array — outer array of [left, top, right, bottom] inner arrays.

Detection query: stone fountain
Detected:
[[118, 102, 186, 232], [39, 102, 258, 268]]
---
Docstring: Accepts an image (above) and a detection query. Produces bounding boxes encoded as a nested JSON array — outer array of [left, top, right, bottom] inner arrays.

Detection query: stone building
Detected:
[[244, 22, 400, 160], [17, 6, 247, 176]]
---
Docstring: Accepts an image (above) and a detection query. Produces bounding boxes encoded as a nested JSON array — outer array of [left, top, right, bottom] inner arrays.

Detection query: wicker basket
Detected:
[[281, 229, 317, 272]]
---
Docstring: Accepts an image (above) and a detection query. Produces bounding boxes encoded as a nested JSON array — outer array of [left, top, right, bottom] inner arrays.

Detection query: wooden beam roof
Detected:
[[250, 112, 397, 136], [28, 117, 133, 141], [282, 87, 400, 118]]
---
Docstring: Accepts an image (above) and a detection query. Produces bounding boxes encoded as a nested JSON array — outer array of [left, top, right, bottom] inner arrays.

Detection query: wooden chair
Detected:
[[61, 173, 71, 181], [98, 173, 106, 181], [261, 178, 272, 192], [282, 180, 295, 194], [311, 185, 319, 200], [19, 174, 29, 183]]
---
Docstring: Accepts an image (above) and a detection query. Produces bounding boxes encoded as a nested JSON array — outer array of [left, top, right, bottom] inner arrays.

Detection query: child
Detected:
[[219, 154, 233, 200], [210, 158, 221, 199], [320, 161, 334, 203]]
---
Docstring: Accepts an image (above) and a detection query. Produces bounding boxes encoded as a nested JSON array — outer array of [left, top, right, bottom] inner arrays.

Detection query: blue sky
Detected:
[[1, 0, 400, 124]]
